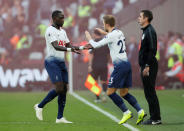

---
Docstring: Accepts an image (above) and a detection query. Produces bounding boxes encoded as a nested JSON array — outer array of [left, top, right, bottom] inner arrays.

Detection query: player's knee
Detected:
[[120, 89, 128, 97], [106, 89, 110, 96], [55, 83, 67, 95], [63, 83, 68, 93], [55, 87, 64, 94], [120, 92, 128, 97], [106, 92, 111, 96], [106, 89, 115, 96]]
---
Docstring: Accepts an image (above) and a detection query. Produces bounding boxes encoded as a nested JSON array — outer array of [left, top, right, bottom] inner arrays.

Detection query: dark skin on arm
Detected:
[[65, 43, 80, 50], [51, 41, 81, 54]]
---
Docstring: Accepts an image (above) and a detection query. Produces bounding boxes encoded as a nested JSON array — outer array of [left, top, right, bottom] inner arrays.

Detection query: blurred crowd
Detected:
[[0, 0, 137, 66], [0, 0, 183, 87]]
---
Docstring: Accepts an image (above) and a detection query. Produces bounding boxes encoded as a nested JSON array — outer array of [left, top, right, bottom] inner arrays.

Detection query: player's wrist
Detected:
[[74, 46, 79, 50], [79, 46, 84, 50], [67, 48, 72, 51]]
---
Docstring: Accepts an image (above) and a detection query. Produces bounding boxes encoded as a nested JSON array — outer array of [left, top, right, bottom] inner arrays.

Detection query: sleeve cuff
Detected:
[[89, 40, 98, 48]]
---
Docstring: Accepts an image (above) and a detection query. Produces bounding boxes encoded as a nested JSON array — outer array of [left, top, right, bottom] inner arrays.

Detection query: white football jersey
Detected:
[[45, 26, 70, 60], [89, 29, 128, 64]]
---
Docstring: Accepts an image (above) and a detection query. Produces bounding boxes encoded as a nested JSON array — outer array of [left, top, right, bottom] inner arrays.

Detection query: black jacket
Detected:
[[138, 24, 157, 67]]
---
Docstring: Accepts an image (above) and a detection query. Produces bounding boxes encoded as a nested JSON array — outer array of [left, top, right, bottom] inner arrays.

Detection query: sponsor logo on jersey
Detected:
[[58, 40, 66, 47]]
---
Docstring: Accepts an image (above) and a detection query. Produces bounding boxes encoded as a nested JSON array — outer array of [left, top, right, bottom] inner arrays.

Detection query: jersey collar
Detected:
[[112, 28, 116, 32], [141, 24, 151, 31]]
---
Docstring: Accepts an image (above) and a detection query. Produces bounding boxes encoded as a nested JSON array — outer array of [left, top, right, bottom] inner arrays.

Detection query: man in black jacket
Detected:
[[138, 10, 161, 125]]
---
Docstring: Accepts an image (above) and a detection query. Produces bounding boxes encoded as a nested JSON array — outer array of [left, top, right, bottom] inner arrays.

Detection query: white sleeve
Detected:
[[45, 30, 57, 44], [89, 35, 111, 48]]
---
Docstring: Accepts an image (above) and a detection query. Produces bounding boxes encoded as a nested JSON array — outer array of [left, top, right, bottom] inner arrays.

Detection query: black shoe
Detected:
[[142, 119, 162, 125]]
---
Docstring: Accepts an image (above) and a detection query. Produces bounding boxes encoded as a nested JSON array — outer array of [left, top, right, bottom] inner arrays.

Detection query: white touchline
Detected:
[[70, 92, 140, 131]]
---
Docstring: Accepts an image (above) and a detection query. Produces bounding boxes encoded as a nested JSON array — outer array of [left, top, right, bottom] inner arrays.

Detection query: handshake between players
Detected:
[[70, 28, 105, 53]]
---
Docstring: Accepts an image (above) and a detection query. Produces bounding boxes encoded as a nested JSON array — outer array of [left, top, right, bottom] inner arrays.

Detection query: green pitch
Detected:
[[0, 89, 184, 131]]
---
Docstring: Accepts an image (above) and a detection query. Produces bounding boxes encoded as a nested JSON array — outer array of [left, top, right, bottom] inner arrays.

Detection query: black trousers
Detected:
[[141, 59, 161, 120]]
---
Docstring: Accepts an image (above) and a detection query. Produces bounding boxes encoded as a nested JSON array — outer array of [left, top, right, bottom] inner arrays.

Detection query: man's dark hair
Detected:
[[141, 10, 153, 23], [52, 10, 62, 19], [103, 15, 116, 27]]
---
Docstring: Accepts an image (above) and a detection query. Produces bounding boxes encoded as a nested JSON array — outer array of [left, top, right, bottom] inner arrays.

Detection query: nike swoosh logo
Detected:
[[152, 121, 161, 125]]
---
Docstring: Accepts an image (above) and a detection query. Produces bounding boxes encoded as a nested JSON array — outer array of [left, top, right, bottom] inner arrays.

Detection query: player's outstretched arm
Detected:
[[52, 41, 68, 51], [65, 42, 80, 50], [65, 42, 81, 54], [51, 41, 80, 54], [85, 30, 109, 49], [84, 31, 94, 50], [85, 31, 92, 41]]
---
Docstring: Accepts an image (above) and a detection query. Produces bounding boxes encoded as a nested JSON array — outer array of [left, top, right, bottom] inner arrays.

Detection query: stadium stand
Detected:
[[0, 0, 183, 90]]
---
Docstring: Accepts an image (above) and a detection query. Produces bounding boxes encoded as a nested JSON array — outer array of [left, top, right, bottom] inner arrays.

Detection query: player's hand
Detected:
[[84, 44, 93, 50], [73, 46, 82, 50], [71, 48, 81, 54], [73, 50, 81, 54], [142, 67, 149, 76], [95, 28, 108, 35], [85, 31, 92, 41]]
